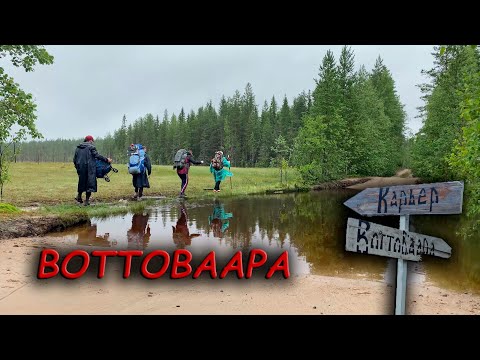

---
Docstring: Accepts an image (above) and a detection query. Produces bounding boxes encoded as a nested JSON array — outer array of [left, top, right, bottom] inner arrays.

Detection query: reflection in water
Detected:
[[172, 201, 201, 248], [127, 213, 151, 249], [411, 212, 480, 293], [208, 199, 233, 238], [77, 224, 111, 247], [51, 192, 480, 293]]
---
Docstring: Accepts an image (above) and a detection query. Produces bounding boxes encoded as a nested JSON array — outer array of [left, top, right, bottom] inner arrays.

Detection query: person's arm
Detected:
[[223, 157, 231, 168], [73, 148, 78, 169], [90, 145, 110, 163], [189, 155, 204, 165], [145, 154, 152, 175]]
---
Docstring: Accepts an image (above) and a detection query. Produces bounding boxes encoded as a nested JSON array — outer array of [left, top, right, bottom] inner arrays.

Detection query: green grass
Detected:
[[2, 162, 303, 207], [0, 202, 21, 214], [36, 198, 158, 218]]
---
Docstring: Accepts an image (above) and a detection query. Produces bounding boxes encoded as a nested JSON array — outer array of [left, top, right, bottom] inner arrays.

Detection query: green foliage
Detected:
[[370, 56, 407, 169], [350, 68, 394, 176], [292, 47, 405, 184], [271, 134, 291, 184], [411, 45, 480, 181], [0, 45, 54, 143], [448, 69, 480, 216], [292, 114, 330, 184], [0, 202, 19, 213], [0, 45, 54, 199], [0, 144, 11, 200]]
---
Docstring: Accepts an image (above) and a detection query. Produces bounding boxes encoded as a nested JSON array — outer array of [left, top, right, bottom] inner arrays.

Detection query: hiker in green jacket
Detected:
[[209, 151, 233, 193]]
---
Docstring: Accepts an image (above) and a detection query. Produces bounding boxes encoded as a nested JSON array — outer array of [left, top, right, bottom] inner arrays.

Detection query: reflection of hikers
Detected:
[[73, 135, 112, 206], [173, 149, 203, 198], [208, 200, 233, 237], [128, 144, 152, 200], [172, 203, 201, 248], [77, 224, 111, 247], [209, 151, 233, 193], [127, 213, 151, 249]]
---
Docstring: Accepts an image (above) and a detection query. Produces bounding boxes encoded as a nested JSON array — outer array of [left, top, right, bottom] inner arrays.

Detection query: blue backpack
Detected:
[[96, 159, 118, 182], [128, 144, 146, 175]]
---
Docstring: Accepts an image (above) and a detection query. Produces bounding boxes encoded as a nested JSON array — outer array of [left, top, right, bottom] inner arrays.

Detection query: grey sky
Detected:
[[3, 45, 434, 140]]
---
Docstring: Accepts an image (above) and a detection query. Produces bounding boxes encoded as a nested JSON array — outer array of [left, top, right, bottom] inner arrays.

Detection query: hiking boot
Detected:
[[75, 196, 83, 204], [84, 200, 90, 206], [132, 193, 138, 200]]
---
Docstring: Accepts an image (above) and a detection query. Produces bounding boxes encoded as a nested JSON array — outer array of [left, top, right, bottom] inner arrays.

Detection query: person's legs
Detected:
[[177, 172, 183, 194], [179, 173, 188, 196], [132, 175, 139, 198], [76, 171, 86, 203], [214, 181, 221, 191], [138, 187, 144, 198], [75, 191, 83, 203], [85, 191, 92, 206]]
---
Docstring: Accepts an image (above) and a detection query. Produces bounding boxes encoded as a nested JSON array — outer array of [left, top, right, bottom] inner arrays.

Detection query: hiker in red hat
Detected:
[[73, 135, 112, 205]]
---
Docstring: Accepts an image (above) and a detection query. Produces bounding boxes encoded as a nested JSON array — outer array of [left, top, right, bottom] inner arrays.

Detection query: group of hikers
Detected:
[[73, 135, 233, 205]]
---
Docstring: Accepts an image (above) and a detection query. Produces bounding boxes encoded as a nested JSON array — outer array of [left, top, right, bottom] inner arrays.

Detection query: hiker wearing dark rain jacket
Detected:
[[73, 135, 111, 206]]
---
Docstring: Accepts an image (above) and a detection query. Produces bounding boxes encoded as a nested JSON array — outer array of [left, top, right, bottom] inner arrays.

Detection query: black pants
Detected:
[[135, 187, 144, 197], [214, 181, 221, 191], [77, 191, 91, 201], [178, 173, 188, 194]]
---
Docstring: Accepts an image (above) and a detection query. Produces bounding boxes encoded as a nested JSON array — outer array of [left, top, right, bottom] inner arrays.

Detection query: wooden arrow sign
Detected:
[[344, 181, 464, 216], [345, 217, 452, 261]]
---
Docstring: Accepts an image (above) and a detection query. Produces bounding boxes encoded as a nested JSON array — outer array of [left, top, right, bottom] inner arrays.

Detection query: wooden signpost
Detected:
[[343, 181, 463, 315], [343, 181, 464, 216], [346, 218, 452, 261]]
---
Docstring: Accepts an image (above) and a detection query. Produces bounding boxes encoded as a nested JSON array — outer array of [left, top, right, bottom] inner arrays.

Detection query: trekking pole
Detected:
[[228, 155, 232, 190]]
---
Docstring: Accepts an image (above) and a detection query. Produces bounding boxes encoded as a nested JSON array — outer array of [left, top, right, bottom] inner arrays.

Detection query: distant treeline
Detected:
[[16, 47, 407, 184]]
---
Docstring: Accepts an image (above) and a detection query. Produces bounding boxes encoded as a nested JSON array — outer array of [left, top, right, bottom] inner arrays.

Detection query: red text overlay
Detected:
[[37, 249, 290, 280]]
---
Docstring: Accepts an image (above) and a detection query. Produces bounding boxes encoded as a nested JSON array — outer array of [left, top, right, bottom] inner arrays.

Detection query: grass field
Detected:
[[1, 162, 302, 207]]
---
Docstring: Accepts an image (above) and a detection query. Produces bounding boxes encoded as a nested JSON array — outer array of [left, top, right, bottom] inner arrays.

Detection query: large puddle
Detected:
[[46, 192, 480, 292]]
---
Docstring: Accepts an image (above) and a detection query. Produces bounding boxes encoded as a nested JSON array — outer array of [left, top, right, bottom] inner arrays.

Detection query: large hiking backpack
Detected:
[[211, 151, 224, 170], [173, 149, 188, 169], [128, 144, 146, 175], [96, 159, 118, 182]]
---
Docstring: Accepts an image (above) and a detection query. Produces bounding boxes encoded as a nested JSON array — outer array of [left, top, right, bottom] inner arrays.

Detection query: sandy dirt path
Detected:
[[1, 235, 479, 315]]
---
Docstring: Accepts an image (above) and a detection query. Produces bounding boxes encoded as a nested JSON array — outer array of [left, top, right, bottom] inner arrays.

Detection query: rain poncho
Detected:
[[209, 156, 233, 182]]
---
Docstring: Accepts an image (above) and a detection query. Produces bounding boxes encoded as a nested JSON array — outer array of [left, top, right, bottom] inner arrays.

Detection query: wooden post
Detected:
[[395, 214, 409, 315]]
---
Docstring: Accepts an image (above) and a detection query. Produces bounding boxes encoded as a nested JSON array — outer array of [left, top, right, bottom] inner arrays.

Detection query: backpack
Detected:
[[173, 149, 188, 169], [96, 159, 118, 182], [211, 151, 223, 170], [128, 144, 146, 175]]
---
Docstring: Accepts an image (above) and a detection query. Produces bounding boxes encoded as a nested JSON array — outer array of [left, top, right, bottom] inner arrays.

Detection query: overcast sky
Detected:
[[3, 45, 435, 140]]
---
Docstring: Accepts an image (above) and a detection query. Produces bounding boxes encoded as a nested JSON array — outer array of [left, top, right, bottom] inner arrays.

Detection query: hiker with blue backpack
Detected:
[[73, 135, 112, 206], [173, 149, 204, 198], [128, 143, 152, 200]]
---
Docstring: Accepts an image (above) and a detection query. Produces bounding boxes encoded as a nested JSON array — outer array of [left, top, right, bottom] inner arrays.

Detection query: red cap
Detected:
[[85, 135, 94, 142]]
